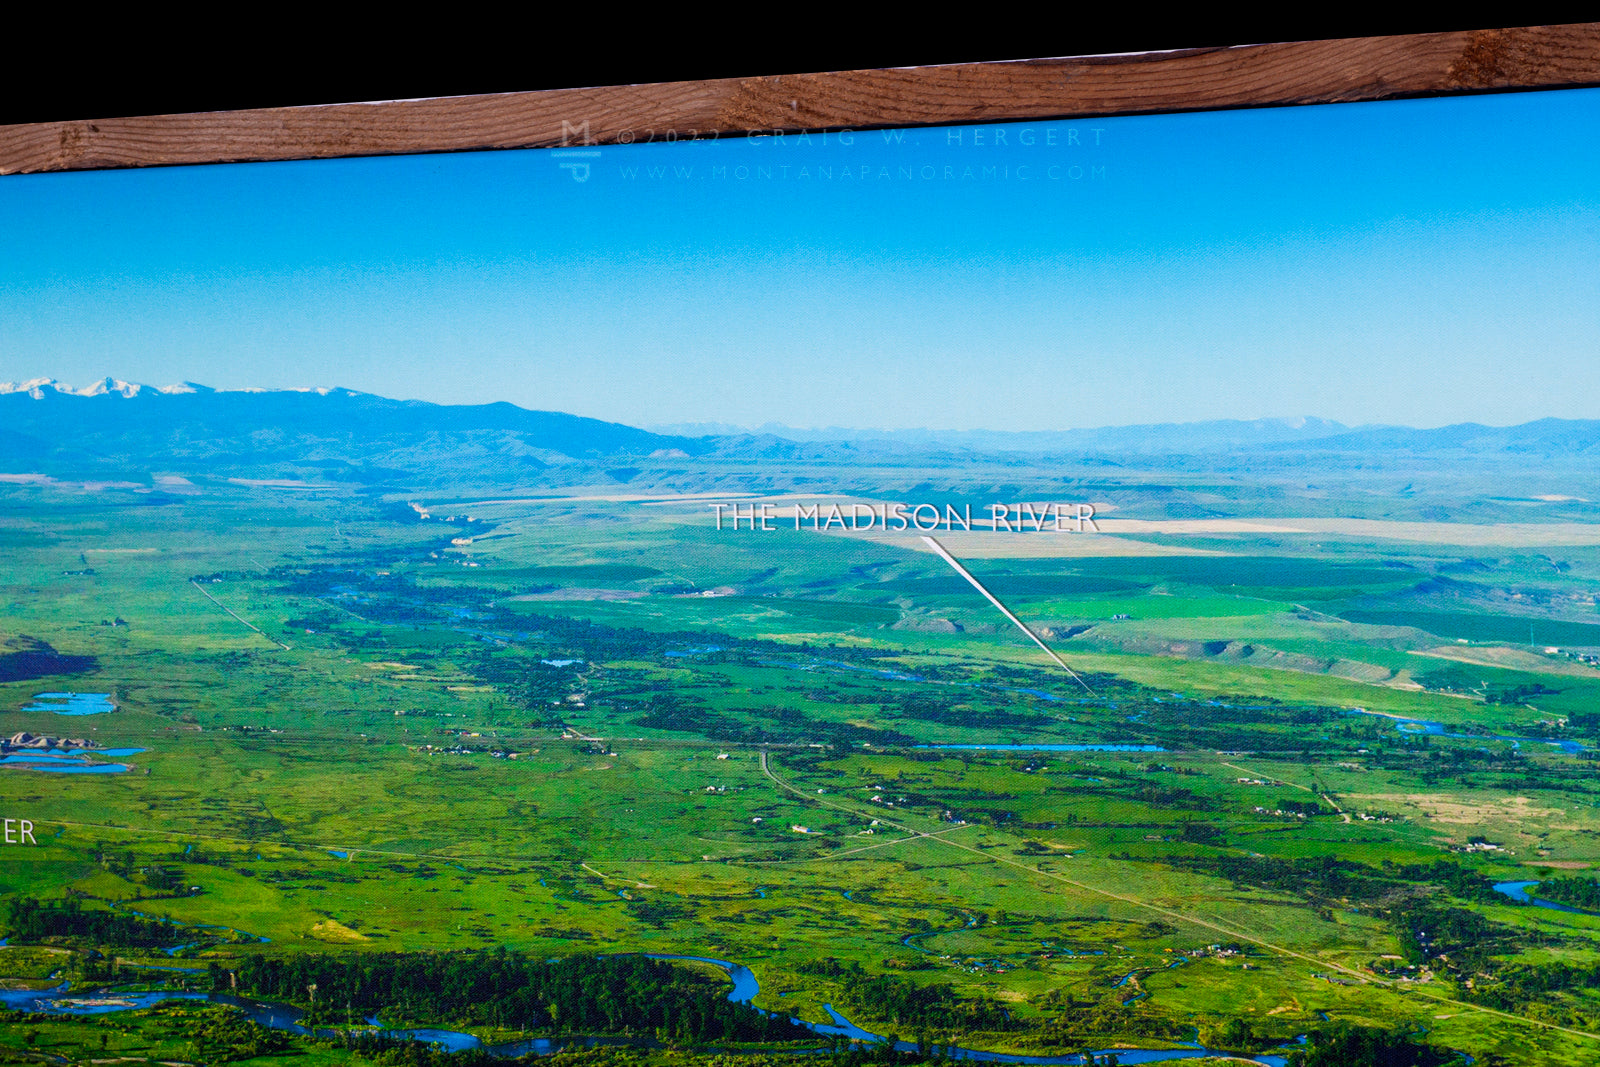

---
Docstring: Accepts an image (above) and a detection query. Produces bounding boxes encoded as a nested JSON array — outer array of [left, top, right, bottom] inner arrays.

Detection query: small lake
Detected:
[[23, 692, 116, 716], [1493, 880, 1600, 916], [0, 744, 143, 774], [0, 754, 132, 773]]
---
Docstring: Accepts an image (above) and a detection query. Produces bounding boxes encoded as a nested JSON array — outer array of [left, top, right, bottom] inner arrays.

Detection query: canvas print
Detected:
[[1, 86, 1598, 1066]]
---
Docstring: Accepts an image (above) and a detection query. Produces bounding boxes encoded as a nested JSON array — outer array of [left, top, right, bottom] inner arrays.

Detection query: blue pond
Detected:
[[0, 748, 144, 760], [0, 755, 130, 773], [23, 692, 116, 716]]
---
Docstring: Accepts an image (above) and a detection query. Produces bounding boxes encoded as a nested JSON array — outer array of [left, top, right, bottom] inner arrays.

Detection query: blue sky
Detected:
[[2, 87, 1597, 430]]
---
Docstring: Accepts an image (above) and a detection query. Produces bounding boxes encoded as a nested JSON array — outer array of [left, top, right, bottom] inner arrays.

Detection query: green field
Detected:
[[3, 478, 1600, 1065]]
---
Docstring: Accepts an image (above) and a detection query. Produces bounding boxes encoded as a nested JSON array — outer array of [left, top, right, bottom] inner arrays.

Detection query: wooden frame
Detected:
[[2, 24, 1599, 176]]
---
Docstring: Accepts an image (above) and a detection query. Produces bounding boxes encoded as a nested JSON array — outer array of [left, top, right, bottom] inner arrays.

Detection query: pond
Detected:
[[0, 754, 133, 773], [22, 692, 116, 715]]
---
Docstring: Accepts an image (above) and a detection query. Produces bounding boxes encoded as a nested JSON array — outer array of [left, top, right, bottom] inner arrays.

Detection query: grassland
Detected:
[[2, 475, 1599, 1064]]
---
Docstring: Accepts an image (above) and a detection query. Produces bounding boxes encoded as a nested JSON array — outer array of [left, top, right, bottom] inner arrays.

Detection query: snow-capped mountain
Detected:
[[0, 377, 323, 398], [0, 376, 147, 398], [0, 376, 706, 487]]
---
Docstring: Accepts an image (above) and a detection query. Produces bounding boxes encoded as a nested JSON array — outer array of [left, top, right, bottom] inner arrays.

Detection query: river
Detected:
[[0, 953, 1292, 1064], [1348, 709, 1586, 755], [1493, 880, 1600, 917]]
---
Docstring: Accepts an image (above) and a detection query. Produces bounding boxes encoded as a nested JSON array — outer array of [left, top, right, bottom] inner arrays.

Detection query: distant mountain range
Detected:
[[656, 415, 1600, 456], [0, 378, 703, 485], [2, 379, 1596, 490], [653, 417, 1360, 453]]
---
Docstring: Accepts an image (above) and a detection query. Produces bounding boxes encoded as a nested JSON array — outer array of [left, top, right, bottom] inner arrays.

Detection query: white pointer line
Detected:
[[920, 536, 1093, 695]]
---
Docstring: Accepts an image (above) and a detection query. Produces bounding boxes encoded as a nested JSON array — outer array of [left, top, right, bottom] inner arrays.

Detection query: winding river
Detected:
[[1349, 709, 1586, 755], [0, 954, 1288, 1065], [1493, 880, 1600, 917]]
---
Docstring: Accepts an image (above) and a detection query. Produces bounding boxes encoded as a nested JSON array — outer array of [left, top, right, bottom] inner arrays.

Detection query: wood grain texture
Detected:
[[3, 24, 1598, 175]]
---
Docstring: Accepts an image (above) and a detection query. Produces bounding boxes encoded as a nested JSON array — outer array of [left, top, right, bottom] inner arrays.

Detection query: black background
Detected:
[[4, 16, 1588, 127]]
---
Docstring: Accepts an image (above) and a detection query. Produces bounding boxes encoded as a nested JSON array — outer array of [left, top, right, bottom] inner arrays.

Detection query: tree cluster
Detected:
[[4, 897, 188, 949], [228, 950, 810, 1044], [794, 958, 1010, 1031]]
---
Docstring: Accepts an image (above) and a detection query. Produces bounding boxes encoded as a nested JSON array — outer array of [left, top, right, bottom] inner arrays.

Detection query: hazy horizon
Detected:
[[4, 87, 1599, 431], [6, 376, 1592, 437]]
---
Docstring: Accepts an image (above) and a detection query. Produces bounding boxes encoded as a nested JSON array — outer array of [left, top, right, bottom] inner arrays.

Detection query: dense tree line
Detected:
[[270, 552, 1379, 758], [630, 694, 916, 748], [893, 694, 1042, 729], [795, 959, 1010, 1031], [1390, 904, 1501, 966], [1285, 1023, 1458, 1067], [1532, 876, 1600, 911], [1380, 860, 1504, 903], [171, 1006, 294, 1063], [1157, 855, 1525, 974], [1029, 989, 1194, 1048], [342, 1038, 506, 1067], [3, 897, 188, 949], [1275, 799, 1324, 816], [227, 950, 810, 1043], [1158, 856, 1499, 909], [1138, 786, 1213, 812], [469, 653, 583, 723], [1467, 957, 1600, 1008], [1158, 855, 1392, 902]]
